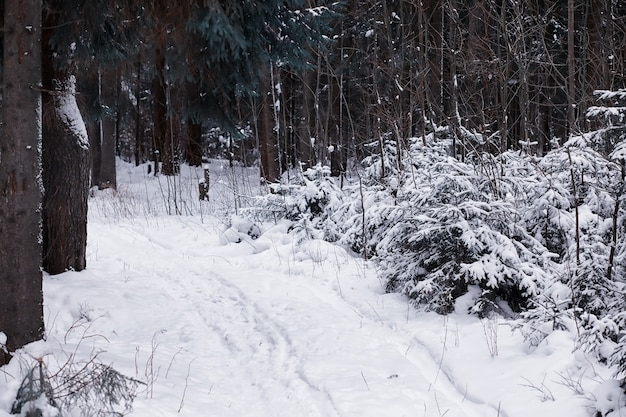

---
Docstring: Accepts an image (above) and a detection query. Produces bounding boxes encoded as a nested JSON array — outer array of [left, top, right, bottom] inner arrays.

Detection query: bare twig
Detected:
[[178, 358, 196, 413], [361, 371, 370, 391]]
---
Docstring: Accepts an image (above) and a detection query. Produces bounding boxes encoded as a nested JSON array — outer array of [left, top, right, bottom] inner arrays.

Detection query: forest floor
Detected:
[[0, 160, 614, 416]]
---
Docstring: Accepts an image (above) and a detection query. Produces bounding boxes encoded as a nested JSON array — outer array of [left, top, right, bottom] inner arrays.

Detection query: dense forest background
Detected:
[[76, 0, 626, 184], [2, 0, 626, 406]]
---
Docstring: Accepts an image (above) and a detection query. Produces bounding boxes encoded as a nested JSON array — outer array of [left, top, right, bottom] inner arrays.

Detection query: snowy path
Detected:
[[0, 164, 603, 417], [40, 216, 505, 417]]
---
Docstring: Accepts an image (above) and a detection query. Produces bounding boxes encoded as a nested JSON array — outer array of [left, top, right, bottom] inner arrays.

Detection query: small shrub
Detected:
[[12, 358, 140, 417], [11, 361, 60, 417]]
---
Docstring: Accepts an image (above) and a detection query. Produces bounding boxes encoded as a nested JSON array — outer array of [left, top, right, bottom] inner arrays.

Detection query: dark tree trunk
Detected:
[[86, 67, 117, 190], [258, 83, 279, 183], [96, 67, 117, 189], [135, 60, 142, 166], [0, 0, 44, 365], [299, 69, 315, 169], [80, 64, 102, 188], [330, 144, 343, 177], [151, 49, 178, 175], [88, 120, 102, 187], [185, 119, 203, 166], [152, 49, 167, 175], [41, 11, 90, 275], [100, 106, 117, 189]]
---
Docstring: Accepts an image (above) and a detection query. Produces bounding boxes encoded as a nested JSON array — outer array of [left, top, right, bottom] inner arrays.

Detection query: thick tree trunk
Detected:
[[0, 0, 44, 365], [181, 79, 204, 168], [42, 13, 90, 275]]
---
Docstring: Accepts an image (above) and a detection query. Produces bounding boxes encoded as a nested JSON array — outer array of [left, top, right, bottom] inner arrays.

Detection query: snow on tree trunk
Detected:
[[42, 17, 90, 275]]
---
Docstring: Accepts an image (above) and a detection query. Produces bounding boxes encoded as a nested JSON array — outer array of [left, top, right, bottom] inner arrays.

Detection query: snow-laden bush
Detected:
[[338, 135, 553, 315], [581, 92, 626, 405], [378, 170, 553, 315], [611, 312, 626, 378], [336, 134, 449, 257], [11, 362, 60, 417], [519, 281, 575, 347], [333, 184, 400, 256], [243, 164, 345, 243], [361, 135, 402, 183], [520, 170, 573, 259], [593, 379, 626, 417], [243, 92, 626, 403], [246, 125, 626, 384], [283, 165, 343, 220], [10, 359, 139, 417]]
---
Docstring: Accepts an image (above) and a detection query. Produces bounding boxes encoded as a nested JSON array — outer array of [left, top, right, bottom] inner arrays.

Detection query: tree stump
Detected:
[[199, 167, 210, 200]]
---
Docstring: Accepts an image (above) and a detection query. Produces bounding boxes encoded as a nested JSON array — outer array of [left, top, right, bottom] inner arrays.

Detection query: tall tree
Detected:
[[0, 0, 44, 365], [140, 0, 330, 178], [40, 0, 136, 272], [41, 5, 90, 274]]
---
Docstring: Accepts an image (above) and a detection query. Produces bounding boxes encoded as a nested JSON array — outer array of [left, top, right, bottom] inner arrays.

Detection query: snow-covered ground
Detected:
[[0, 160, 617, 416]]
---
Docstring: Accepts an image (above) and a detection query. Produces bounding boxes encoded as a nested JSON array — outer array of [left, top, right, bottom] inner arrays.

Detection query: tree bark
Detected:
[[151, 49, 178, 175], [41, 11, 90, 275], [299, 69, 315, 169], [97, 67, 118, 189], [100, 100, 117, 189], [185, 119, 203, 166], [135, 61, 142, 166], [151, 49, 167, 175], [88, 120, 102, 188], [258, 81, 279, 183], [0, 0, 44, 365], [567, 0, 576, 135]]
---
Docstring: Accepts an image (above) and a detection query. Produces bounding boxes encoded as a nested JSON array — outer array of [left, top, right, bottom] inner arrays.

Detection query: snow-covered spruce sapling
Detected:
[[577, 313, 620, 363], [519, 280, 575, 348], [361, 135, 402, 182], [53, 362, 140, 417], [335, 136, 445, 258], [610, 316, 626, 378], [518, 136, 625, 350], [11, 361, 59, 417], [263, 164, 344, 243], [379, 152, 551, 315], [11, 357, 140, 417]]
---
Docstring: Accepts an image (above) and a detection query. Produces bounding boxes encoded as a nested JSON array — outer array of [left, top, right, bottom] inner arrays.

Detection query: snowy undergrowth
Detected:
[[248, 131, 626, 415], [0, 156, 623, 416]]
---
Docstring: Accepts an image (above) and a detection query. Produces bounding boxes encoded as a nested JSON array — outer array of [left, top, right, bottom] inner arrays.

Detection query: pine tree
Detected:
[[139, 0, 330, 176]]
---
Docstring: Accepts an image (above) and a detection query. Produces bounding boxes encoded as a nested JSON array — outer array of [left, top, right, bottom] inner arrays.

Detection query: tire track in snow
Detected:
[[91, 221, 340, 416], [165, 265, 342, 417], [92, 219, 498, 416], [402, 333, 511, 417], [291, 267, 509, 417], [215, 246, 501, 417], [216, 261, 494, 417]]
